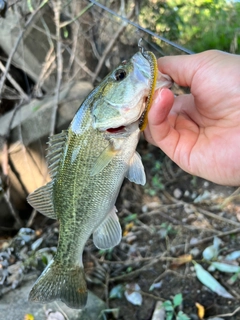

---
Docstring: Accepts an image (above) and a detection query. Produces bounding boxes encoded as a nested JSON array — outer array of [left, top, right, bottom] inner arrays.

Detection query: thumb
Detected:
[[144, 87, 175, 146]]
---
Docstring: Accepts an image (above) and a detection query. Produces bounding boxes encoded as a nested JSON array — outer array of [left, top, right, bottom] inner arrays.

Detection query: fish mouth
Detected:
[[106, 126, 126, 134], [105, 96, 148, 135]]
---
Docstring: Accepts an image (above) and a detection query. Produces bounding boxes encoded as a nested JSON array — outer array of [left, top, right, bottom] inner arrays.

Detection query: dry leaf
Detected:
[[195, 302, 205, 319], [194, 262, 234, 299], [170, 254, 192, 268], [24, 315, 34, 320], [124, 283, 142, 306], [202, 237, 222, 261], [225, 250, 240, 261], [45, 310, 65, 320], [210, 261, 240, 273]]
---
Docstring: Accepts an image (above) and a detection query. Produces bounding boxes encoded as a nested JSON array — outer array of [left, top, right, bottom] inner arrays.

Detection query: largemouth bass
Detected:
[[27, 44, 172, 309]]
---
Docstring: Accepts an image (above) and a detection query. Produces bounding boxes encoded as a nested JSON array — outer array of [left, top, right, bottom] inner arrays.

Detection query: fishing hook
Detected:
[[138, 38, 145, 54]]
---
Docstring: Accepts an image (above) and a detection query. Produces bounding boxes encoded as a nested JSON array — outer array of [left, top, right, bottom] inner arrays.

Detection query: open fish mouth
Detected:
[[105, 96, 148, 135], [106, 126, 126, 134]]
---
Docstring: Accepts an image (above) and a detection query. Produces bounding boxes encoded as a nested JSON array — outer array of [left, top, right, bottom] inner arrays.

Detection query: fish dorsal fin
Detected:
[[90, 143, 119, 176], [27, 181, 57, 219], [46, 131, 67, 178], [126, 151, 146, 185], [93, 207, 121, 249]]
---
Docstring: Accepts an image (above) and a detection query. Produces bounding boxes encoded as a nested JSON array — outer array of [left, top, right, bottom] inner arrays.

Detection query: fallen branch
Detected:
[[3, 192, 22, 228], [0, 0, 49, 97], [0, 61, 29, 101], [198, 207, 240, 227], [211, 305, 240, 318], [163, 190, 240, 227], [92, 6, 135, 83], [50, 0, 62, 136], [173, 226, 240, 250]]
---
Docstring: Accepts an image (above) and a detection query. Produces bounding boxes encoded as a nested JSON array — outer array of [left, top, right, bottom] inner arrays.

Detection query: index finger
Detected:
[[157, 51, 216, 87]]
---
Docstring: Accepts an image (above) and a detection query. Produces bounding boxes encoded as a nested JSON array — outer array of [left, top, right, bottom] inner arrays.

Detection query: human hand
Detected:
[[144, 50, 240, 186]]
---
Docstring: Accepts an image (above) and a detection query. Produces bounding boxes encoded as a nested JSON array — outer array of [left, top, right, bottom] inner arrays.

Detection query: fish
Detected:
[[27, 44, 172, 309]]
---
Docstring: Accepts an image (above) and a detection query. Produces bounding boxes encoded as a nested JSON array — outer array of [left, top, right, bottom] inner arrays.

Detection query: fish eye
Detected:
[[114, 69, 127, 81]]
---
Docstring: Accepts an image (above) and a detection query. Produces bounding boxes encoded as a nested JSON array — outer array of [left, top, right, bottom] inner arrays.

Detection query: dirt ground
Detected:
[[1, 140, 240, 320]]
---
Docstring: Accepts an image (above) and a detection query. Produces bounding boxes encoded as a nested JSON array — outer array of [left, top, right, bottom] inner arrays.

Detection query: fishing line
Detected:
[[88, 0, 194, 55]]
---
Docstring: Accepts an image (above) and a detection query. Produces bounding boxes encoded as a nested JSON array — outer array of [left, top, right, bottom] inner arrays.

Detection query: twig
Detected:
[[210, 305, 240, 318], [65, 46, 101, 81], [99, 255, 192, 265], [152, 269, 189, 284], [139, 209, 181, 225], [0, 61, 29, 101], [91, 7, 135, 83], [0, 102, 25, 228], [53, 302, 70, 320], [139, 209, 221, 234], [26, 209, 37, 228], [33, 15, 56, 95], [197, 207, 240, 227], [50, 0, 63, 136], [8, 0, 22, 8], [8, 157, 28, 196], [0, 141, 8, 177], [66, 19, 79, 80], [140, 290, 164, 301], [173, 227, 240, 250], [163, 190, 240, 227], [0, 0, 49, 97], [59, 3, 93, 28], [34, 47, 56, 96], [221, 187, 240, 207], [105, 272, 110, 309], [3, 192, 22, 227], [109, 252, 168, 282]]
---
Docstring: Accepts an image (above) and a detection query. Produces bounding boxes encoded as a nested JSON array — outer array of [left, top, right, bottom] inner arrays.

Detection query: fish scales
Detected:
[[27, 47, 172, 309], [54, 108, 135, 263]]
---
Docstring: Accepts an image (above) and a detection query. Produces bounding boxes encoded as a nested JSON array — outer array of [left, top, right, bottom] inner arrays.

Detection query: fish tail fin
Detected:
[[29, 259, 88, 309]]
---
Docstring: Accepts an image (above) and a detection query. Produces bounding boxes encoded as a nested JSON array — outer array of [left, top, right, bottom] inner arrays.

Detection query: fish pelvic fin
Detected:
[[29, 259, 88, 309], [93, 206, 122, 249]]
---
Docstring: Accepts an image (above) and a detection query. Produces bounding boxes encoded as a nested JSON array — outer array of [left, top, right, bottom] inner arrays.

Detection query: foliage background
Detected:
[[140, 0, 240, 54]]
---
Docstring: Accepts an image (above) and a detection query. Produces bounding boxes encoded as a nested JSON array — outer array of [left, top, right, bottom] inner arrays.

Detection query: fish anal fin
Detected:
[[29, 259, 87, 309], [93, 207, 121, 249], [90, 144, 119, 176], [126, 151, 146, 185], [27, 181, 57, 219], [46, 130, 67, 178]]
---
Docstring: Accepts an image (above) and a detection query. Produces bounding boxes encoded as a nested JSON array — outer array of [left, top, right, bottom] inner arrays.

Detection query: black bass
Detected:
[[27, 45, 172, 309]]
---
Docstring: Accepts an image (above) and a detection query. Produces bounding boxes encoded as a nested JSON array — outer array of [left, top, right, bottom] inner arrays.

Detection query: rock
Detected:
[[173, 188, 182, 199], [0, 81, 93, 146], [0, 3, 64, 92], [151, 301, 165, 320]]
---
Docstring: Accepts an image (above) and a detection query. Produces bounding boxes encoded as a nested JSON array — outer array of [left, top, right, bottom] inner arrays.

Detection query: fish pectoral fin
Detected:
[[27, 181, 57, 219], [90, 144, 119, 176], [93, 207, 122, 249], [126, 151, 146, 185]]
